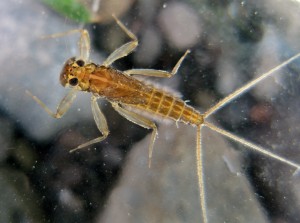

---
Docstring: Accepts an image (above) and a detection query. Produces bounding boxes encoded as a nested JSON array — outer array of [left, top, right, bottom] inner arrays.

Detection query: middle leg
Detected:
[[102, 15, 138, 67], [70, 96, 109, 152]]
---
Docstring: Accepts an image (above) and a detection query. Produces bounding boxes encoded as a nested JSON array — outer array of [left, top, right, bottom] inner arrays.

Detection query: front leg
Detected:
[[111, 103, 157, 168], [41, 29, 91, 61], [26, 89, 77, 118]]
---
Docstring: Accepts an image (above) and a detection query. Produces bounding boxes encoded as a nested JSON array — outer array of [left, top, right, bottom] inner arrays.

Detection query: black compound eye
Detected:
[[69, 78, 78, 86], [76, 59, 85, 67]]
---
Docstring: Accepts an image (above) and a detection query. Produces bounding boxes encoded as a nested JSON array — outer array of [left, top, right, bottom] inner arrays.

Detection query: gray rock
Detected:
[[0, 0, 99, 141], [0, 168, 44, 223], [98, 123, 268, 223]]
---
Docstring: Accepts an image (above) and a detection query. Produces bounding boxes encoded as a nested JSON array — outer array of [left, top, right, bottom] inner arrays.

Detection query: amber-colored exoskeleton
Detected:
[[27, 16, 300, 223]]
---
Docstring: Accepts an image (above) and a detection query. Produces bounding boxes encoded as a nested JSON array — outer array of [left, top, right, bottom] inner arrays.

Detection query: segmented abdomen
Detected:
[[89, 66, 203, 125], [135, 88, 203, 126]]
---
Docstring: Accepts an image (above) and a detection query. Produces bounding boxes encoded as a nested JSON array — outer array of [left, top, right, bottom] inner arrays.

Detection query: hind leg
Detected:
[[111, 103, 157, 168], [124, 50, 190, 77]]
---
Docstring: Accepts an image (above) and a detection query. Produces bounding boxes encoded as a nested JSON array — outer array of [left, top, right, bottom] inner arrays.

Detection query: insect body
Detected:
[[27, 16, 300, 223], [61, 57, 203, 125]]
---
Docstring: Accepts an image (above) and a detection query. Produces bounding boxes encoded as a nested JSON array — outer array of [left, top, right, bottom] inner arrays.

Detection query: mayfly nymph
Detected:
[[27, 16, 300, 223]]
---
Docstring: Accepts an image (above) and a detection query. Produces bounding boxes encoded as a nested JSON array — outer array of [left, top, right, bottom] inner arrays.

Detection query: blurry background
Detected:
[[0, 0, 300, 222]]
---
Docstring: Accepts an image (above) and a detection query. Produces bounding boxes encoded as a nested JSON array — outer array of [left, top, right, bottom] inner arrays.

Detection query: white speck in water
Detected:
[[163, 3, 167, 8]]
